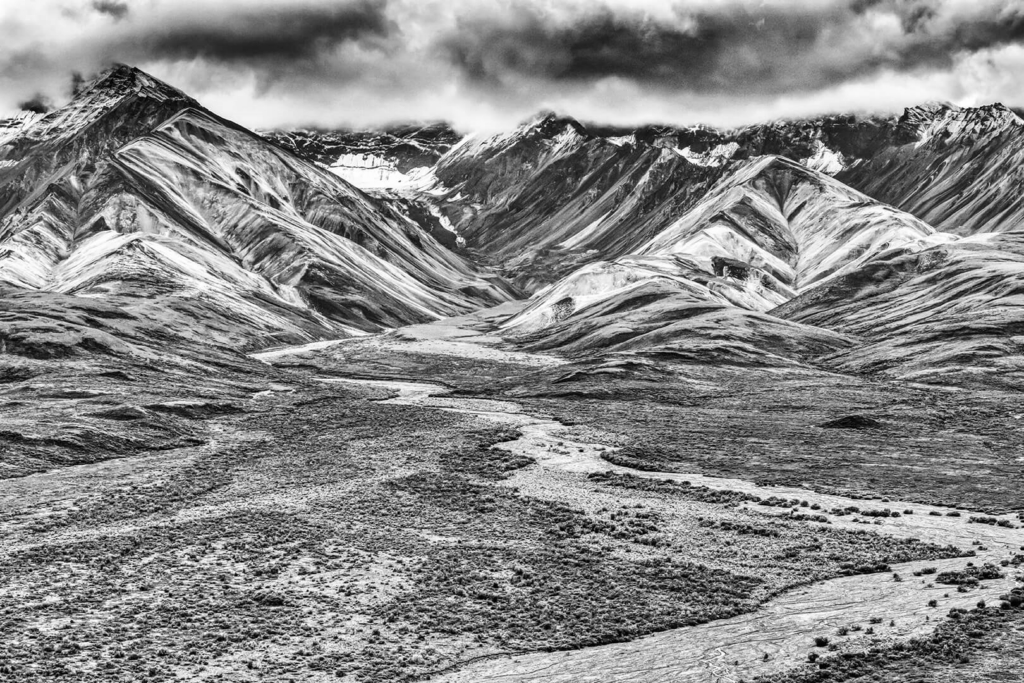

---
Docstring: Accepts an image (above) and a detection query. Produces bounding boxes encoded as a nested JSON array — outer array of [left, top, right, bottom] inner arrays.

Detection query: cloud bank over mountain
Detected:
[[3, 0, 1023, 131]]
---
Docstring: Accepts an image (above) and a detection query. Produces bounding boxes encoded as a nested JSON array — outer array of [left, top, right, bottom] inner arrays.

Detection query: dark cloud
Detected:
[[71, 72, 87, 97], [441, 1, 1024, 95], [141, 0, 391, 63], [4, 0, 1024, 131], [92, 0, 129, 20], [18, 94, 52, 113]]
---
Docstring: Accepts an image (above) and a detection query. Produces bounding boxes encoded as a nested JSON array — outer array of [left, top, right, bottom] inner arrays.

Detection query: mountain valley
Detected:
[[1, 66, 1023, 683]]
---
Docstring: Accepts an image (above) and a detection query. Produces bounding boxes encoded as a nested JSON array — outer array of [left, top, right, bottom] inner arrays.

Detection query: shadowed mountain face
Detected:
[[0, 66, 512, 352], [431, 115, 730, 292]]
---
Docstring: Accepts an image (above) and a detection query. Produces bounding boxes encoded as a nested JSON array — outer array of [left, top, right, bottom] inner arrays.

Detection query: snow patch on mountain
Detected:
[[0, 112, 43, 146], [674, 142, 740, 167], [801, 142, 846, 174], [326, 153, 436, 190], [606, 134, 637, 147]]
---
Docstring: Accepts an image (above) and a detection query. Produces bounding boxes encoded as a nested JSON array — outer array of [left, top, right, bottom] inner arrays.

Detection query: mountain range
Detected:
[[3, 64, 1024, 683], [2, 66, 1022, 390], [1, 64, 1022, 419], [267, 97, 1024, 387]]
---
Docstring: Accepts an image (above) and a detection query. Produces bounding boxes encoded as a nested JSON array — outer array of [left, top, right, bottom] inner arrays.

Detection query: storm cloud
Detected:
[[442, 1, 1024, 94], [17, 95, 52, 114], [1, 0, 1023, 131], [139, 1, 391, 63], [91, 0, 129, 21]]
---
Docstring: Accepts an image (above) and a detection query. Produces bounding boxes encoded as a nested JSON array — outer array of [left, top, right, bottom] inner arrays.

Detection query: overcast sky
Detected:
[[2, 0, 1023, 132]]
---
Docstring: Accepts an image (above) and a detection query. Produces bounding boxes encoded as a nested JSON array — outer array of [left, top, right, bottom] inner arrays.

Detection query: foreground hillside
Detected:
[[3, 316, 1023, 683]]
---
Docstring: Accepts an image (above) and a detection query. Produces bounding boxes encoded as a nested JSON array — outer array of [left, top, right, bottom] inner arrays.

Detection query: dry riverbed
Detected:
[[326, 375, 1024, 683], [1, 314, 1021, 683]]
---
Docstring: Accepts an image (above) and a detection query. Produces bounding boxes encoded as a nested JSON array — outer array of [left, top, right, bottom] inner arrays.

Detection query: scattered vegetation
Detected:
[[935, 564, 1004, 589], [756, 588, 1024, 683], [969, 515, 1016, 528]]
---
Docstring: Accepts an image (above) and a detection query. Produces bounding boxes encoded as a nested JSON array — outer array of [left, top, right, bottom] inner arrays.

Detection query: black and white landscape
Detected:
[[2, 2, 1024, 682]]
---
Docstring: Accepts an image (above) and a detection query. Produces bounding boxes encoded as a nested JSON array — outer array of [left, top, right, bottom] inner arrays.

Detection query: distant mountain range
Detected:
[[2, 64, 1023, 388]]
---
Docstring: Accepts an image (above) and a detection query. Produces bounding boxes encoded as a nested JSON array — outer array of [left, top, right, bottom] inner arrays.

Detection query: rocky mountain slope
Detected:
[[0, 66, 511, 352], [837, 103, 1024, 236], [773, 232, 1024, 387], [248, 100, 1024, 384], [499, 155, 954, 365], [429, 114, 729, 291], [5, 72, 1021, 383]]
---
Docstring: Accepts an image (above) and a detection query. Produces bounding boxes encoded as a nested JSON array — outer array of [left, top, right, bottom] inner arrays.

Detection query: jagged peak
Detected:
[[75, 63, 196, 107], [741, 153, 822, 179], [900, 101, 959, 123], [517, 110, 589, 139], [0, 64, 203, 152], [450, 111, 589, 159], [969, 102, 1024, 125], [898, 101, 1022, 144]]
